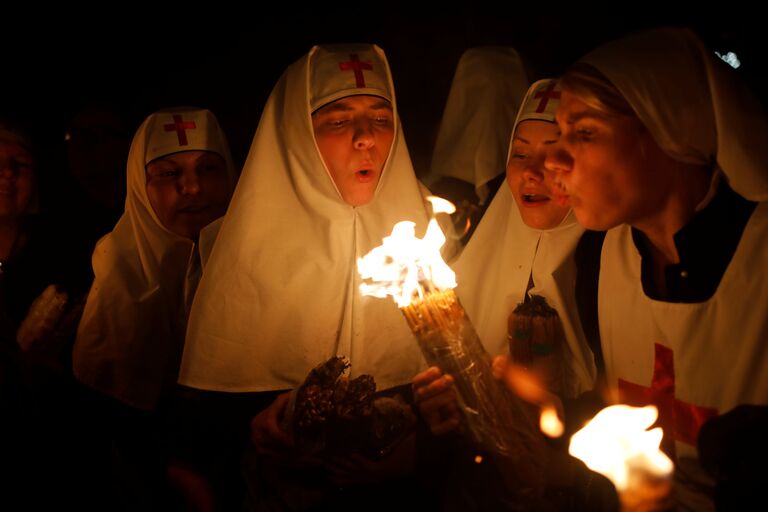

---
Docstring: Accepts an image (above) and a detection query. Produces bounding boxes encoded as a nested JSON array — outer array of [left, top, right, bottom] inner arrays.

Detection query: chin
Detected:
[[343, 190, 375, 206], [521, 211, 567, 231], [575, 211, 616, 231], [169, 223, 200, 240], [347, 197, 373, 207]]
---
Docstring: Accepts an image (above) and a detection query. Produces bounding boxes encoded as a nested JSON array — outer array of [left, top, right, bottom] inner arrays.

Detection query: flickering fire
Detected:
[[540, 405, 564, 438], [569, 404, 673, 492], [358, 196, 456, 306]]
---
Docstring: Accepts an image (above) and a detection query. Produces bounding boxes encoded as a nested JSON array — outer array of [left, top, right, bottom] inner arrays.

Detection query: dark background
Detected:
[[3, 8, 764, 181]]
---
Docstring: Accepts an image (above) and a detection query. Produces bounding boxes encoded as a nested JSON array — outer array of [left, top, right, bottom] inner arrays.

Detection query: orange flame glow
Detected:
[[569, 405, 673, 491], [358, 196, 456, 307]]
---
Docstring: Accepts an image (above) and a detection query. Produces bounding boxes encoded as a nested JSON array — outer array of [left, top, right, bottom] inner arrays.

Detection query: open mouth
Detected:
[[355, 169, 374, 183], [522, 193, 550, 204]]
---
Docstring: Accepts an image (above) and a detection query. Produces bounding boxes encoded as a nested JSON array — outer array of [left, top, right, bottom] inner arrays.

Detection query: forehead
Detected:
[[314, 94, 392, 115], [514, 119, 559, 139], [146, 150, 222, 167], [555, 89, 630, 129], [555, 90, 596, 124]]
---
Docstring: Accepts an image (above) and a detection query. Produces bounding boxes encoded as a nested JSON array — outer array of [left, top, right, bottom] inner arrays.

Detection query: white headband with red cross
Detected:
[[517, 79, 562, 125], [144, 109, 225, 165], [310, 45, 392, 112]]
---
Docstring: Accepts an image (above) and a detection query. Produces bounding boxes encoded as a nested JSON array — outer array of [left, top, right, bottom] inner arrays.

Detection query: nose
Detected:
[[522, 156, 546, 183], [353, 121, 375, 150], [544, 144, 573, 177], [178, 170, 201, 196]]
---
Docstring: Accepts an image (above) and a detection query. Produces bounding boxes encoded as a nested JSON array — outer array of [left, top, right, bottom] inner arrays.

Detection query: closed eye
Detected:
[[199, 164, 222, 174], [148, 168, 180, 178]]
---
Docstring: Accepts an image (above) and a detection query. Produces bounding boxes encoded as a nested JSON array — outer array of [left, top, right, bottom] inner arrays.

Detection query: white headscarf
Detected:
[[453, 80, 597, 398], [428, 47, 530, 204], [73, 107, 235, 411], [580, 27, 768, 201], [179, 44, 434, 393]]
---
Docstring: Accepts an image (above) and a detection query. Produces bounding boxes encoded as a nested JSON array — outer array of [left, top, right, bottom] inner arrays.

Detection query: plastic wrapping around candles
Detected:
[[401, 288, 546, 490]]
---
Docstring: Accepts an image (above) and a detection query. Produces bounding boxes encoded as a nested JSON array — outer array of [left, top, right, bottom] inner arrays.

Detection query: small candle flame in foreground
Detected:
[[358, 196, 456, 307], [568, 405, 673, 492], [540, 405, 564, 438]]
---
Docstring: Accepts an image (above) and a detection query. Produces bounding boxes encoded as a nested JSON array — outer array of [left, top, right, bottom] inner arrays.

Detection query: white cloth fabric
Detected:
[[453, 80, 597, 398], [428, 47, 529, 204], [581, 27, 768, 201], [73, 108, 235, 411], [598, 203, 768, 510], [179, 45, 436, 392]]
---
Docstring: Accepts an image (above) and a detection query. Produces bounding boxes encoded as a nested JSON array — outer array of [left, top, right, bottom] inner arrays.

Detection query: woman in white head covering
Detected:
[[72, 107, 235, 509], [412, 80, 604, 510], [415, 78, 596, 418], [180, 45, 439, 395], [180, 44, 450, 507], [453, 78, 596, 399], [73, 107, 235, 411], [544, 27, 768, 510]]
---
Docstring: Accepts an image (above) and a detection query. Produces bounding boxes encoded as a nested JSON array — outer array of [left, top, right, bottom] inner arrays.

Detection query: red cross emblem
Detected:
[[533, 82, 561, 113], [339, 54, 373, 88], [163, 115, 197, 146], [619, 343, 718, 459]]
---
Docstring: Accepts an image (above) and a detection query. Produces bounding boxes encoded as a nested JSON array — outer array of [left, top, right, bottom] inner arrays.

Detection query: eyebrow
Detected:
[[563, 110, 608, 124], [316, 103, 353, 115], [368, 100, 392, 111], [147, 156, 174, 166], [315, 99, 393, 116], [513, 135, 558, 145]]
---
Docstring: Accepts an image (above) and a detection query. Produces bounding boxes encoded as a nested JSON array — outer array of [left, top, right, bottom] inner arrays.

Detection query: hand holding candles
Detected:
[[360, 197, 547, 494]]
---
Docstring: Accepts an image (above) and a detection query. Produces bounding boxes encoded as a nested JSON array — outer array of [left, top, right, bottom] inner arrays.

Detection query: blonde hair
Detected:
[[560, 64, 636, 119], [562, 63, 713, 171]]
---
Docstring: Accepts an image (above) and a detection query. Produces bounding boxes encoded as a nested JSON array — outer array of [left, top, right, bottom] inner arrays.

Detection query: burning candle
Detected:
[[569, 404, 674, 511], [358, 197, 546, 493], [540, 405, 564, 438]]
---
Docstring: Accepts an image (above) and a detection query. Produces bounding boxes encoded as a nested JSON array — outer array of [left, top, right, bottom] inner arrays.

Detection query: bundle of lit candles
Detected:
[[357, 197, 674, 507]]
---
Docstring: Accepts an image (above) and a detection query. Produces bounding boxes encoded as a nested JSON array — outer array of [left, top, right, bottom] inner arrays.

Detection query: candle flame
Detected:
[[568, 405, 673, 491], [540, 405, 564, 438], [358, 196, 456, 307]]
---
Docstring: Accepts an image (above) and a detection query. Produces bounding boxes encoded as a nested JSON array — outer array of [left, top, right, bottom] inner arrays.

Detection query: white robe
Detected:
[[599, 203, 768, 510], [180, 45, 440, 392], [454, 186, 596, 398], [73, 108, 235, 410], [427, 47, 529, 203], [452, 78, 597, 398]]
